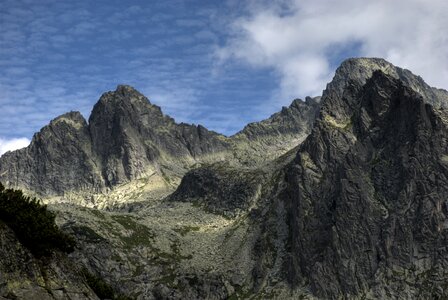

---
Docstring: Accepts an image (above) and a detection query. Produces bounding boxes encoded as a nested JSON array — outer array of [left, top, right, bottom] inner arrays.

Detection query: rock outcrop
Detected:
[[170, 163, 264, 217]]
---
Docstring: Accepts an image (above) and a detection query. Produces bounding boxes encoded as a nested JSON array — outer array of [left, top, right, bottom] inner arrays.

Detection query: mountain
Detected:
[[155, 58, 448, 298], [0, 86, 229, 200], [249, 58, 448, 298], [0, 85, 319, 208], [1, 57, 448, 299]]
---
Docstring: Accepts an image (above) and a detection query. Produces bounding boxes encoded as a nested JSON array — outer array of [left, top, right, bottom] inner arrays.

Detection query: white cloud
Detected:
[[0, 137, 30, 156], [218, 0, 448, 102]]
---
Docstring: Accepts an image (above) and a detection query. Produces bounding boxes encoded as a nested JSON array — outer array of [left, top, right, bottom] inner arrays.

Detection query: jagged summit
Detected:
[[91, 84, 166, 122], [1, 57, 446, 203], [329, 57, 448, 108], [0, 81, 318, 202], [52, 111, 85, 122], [101, 84, 148, 100], [115, 84, 141, 95], [49, 111, 87, 129], [234, 96, 320, 139]]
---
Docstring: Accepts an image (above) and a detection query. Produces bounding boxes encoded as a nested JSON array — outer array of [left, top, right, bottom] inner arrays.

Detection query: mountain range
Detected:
[[1, 57, 448, 299]]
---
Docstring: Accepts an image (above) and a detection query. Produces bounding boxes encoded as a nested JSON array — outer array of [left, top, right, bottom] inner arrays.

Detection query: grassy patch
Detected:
[[323, 114, 352, 131], [173, 225, 200, 236], [111, 215, 155, 248], [228, 286, 254, 300], [89, 209, 106, 220], [71, 225, 106, 243]]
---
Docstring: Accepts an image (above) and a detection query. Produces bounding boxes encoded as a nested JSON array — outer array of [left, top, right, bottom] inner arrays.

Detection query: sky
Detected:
[[1, 0, 448, 155]]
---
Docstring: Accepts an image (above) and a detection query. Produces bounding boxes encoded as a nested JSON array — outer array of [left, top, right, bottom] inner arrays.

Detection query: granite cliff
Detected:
[[251, 59, 448, 298]]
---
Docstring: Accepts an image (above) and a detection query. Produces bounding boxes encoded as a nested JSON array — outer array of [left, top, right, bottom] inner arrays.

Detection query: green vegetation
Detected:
[[228, 286, 254, 300], [111, 215, 155, 248], [0, 183, 75, 257], [81, 267, 134, 300], [173, 225, 200, 236], [71, 225, 106, 243]]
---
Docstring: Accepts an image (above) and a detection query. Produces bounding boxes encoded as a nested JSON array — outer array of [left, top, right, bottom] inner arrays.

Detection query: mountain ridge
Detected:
[[2, 57, 448, 299], [0, 84, 319, 208]]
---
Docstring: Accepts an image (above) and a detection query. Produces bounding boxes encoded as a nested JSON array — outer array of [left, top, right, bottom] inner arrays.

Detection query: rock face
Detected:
[[170, 163, 264, 217], [0, 112, 103, 196], [252, 59, 448, 298], [0, 221, 98, 300], [88, 85, 230, 187], [231, 96, 321, 165]]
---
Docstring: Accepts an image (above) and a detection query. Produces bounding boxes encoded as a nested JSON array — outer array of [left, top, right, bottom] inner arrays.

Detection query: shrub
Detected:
[[0, 182, 75, 257]]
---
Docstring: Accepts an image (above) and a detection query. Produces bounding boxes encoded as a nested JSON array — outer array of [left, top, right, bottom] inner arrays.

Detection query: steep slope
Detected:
[[231, 96, 321, 165], [88, 85, 230, 186], [252, 62, 448, 298], [158, 58, 448, 299], [0, 112, 103, 196]]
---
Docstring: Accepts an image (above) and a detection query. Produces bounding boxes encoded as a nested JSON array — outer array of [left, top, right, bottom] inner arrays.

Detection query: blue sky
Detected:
[[1, 0, 448, 154]]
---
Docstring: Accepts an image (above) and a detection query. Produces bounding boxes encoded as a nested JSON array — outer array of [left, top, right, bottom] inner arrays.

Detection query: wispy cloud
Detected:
[[218, 0, 448, 103], [0, 0, 240, 138], [0, 137, 30, 156]]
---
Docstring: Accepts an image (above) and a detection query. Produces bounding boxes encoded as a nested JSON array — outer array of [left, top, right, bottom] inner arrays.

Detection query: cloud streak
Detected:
[[1, 0, 245, 138], [218, 0, 448, 102]]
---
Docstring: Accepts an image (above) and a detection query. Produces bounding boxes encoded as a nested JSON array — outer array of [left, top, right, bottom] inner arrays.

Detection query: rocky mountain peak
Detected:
[[100, 84, 148, 102], [94, 85, 150, 108], [235, 97, 320, 140], [115, 84, 142, 96], [49, 111, 87, 130], [327, 57, 448, 109], [89, 85, 168, 129], [265, 63, 448, 299], [285, 98, 306, 112]]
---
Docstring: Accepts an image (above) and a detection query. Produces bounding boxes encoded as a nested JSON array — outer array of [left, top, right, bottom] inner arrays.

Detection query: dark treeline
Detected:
[[0, 182, 75, 257]]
